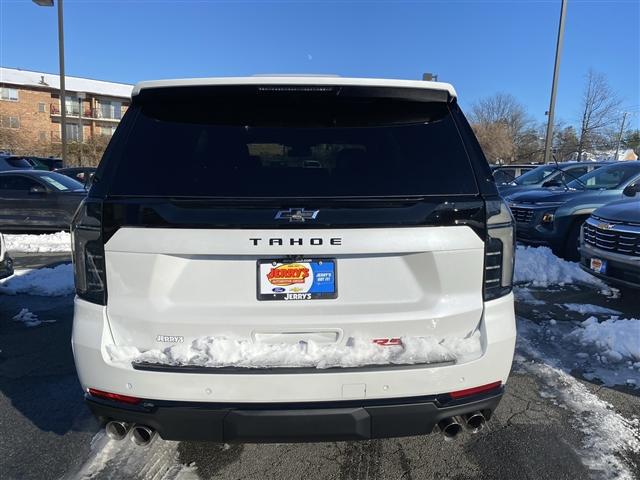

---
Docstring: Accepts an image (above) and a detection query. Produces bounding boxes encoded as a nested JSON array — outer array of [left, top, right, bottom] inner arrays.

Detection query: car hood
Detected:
[[592, 198, 640, 223], [505, 187, 583, 204]]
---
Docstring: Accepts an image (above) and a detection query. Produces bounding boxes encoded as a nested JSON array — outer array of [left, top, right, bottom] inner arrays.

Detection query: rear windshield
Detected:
[[108, 90, 478, 198], [514, 165, 556, 185]]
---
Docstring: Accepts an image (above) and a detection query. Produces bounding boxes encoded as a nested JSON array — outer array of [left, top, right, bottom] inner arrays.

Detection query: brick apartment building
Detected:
[[0, 66, 133, 164]]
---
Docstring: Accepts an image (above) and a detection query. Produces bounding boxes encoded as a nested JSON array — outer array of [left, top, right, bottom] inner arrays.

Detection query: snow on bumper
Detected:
[[72, 294, 516, 403]]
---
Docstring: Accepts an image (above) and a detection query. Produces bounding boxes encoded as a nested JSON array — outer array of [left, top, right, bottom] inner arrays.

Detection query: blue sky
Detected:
[[1, 0, 638, 129]]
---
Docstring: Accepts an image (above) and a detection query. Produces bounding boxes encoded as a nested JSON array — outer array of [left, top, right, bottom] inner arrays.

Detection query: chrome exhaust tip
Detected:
[[438, 417, 463, 440], [105, 420, 131, 441], [463, 411, 486, 433], [131, 425, 157, 446]]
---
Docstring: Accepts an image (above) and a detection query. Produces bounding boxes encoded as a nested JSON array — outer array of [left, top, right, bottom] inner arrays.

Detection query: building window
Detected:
[[38, 102, 46, 113], [1, 116, 20, 129], [98, 100, 122, 120], [1, 87, 19, 101], [100, 125, 117, 136], [65, 123, 81, 142], [64, 96, 81, 116]]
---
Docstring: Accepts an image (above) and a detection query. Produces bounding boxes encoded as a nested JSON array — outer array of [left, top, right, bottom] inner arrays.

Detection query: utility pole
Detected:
[[543, 0, 568, 164], [33, 0, 67, 167], [613, 111, 628, 161]]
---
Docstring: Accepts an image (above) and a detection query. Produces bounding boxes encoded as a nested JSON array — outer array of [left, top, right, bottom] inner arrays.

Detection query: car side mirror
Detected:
[[542, 180, 561, 187], [622, 184, 638, 197], [29, 185, 47, 194]]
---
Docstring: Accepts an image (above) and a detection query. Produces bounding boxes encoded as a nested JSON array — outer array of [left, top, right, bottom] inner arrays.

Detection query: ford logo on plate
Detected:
[[272, 287, 286, 293]]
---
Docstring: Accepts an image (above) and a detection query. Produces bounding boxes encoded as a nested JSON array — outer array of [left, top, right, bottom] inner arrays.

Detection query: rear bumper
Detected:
[[86, 388, 503, 442], [72, 292, 515, 404]]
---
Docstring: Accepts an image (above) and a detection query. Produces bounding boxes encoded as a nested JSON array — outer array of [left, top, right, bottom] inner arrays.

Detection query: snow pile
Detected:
[[0, 263, 74, 296], [514, 245, 605, 287], [516, 322, 640, 479], [566, 317, 640, 364], [107, 332, 482, 369], [12, 308, 56, 327], [561, 303, 621, 315], [3, 231, 71, 253]]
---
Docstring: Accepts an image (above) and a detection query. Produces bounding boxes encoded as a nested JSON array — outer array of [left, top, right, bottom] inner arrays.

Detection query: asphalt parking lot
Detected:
[[1, 253, 639, 480]]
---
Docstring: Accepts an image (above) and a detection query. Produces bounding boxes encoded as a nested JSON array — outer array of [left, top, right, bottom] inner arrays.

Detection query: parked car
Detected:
[[499, 161, 608, 197], [56, 167, 96, 187], [580, 195, 640, 289], [506, 161, 640, 260], [0, 155, 34, 172], [26, 157, 63, 171], [0, 233, 13, 280], [72, 76, 516, 445], [491, 164, 539, 186], [0, 170, 86, 231]]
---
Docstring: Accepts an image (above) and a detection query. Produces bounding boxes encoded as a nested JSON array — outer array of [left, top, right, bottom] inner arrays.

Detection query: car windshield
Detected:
[[567, 163, 640, 190], [514, 165, 556, 185], [38, 172, 85, 191]]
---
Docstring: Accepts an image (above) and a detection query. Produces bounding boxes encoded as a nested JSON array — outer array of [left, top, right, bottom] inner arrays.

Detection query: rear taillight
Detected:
[[484, 200, 515, 301], [450, 381, 502, 399], [71, 199, 107, 305]]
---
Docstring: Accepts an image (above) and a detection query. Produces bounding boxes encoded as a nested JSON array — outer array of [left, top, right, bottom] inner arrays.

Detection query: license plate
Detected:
[[590, 257, 607, 274], [257, 259, 337, 301]]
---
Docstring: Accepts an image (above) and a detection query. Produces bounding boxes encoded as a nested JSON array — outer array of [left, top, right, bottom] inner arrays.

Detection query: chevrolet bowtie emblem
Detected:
[[274, 208, 319, 222], [597, 223, 615, 230]]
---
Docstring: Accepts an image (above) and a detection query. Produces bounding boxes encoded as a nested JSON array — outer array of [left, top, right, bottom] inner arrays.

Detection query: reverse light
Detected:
[[483, 200, 515, 301], [88, 388, 141, 405], [71, 199, 107, 305], [450, 381, 502, 399]]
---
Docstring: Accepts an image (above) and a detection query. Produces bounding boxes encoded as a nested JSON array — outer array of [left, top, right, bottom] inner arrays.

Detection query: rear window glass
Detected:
[[514, 165, 556, 185], [108, 92, 478, 197]]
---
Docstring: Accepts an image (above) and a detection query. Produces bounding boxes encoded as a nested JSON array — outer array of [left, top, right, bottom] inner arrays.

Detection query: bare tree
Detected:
[[471, 122, 515, 164], [470, 93, 534, 163], [576, 69, 622, 160]]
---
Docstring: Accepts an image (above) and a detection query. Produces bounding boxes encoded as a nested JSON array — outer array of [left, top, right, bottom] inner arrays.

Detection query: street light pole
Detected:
[[613, 111, 628, 162], [542, 0, 568, 164], [33, 0, 67, 167]]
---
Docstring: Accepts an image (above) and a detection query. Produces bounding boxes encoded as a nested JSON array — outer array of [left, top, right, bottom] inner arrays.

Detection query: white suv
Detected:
[[71, 76, 516, 445]]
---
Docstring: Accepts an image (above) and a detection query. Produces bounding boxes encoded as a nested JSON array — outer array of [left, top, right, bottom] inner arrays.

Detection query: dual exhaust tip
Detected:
[[438, 411, 486, 440], [105, 420, 157, 446]]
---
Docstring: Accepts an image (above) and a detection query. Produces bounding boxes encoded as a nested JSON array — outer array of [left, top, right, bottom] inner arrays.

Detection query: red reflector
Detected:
[[88, 388, 142, 405], [449, 381, 502, 399]]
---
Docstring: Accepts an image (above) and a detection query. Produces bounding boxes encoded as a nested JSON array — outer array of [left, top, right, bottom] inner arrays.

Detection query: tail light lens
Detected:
[[71, 199, 107, 305], [484, 200, 515, 301]]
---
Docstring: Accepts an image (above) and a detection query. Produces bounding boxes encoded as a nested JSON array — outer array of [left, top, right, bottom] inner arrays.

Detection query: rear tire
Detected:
[[564, 220, 583, 261]]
